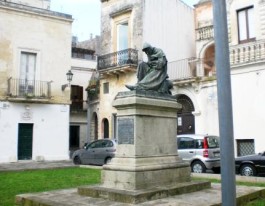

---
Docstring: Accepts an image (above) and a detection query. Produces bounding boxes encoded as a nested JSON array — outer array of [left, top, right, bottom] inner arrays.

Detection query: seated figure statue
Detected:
[[126, 43, 173, 94]]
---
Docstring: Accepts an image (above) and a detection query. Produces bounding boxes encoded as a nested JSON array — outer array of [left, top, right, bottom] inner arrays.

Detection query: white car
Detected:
[[177, 134, 221, 173]]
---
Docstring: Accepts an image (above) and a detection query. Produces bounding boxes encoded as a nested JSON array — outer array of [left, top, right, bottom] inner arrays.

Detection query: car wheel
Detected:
[[105, 157, 112, 164], [191, 161, 206, 173], [240, 164, 257, 176], [73, 156, 81, 165]]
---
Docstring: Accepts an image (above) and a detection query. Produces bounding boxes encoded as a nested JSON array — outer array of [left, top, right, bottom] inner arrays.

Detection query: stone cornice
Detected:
[[0, 0, 73, 22]]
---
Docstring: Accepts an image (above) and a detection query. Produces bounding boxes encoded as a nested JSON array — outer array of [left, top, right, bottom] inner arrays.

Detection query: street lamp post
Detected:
[[62, 70, 74, 91]]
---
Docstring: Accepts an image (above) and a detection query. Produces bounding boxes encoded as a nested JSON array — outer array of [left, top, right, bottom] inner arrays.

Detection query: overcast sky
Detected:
[[50, 0, 199, 42]]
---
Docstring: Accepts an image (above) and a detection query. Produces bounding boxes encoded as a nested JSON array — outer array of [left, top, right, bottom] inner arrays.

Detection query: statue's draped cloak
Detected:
[[136, 47, 168, 92]]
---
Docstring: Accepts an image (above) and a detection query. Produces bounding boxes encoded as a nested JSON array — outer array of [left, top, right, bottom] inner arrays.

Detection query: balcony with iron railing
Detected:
[[97, 48, 138, 75], [196, 25, 214, 41], [7, 78, 52, 101]]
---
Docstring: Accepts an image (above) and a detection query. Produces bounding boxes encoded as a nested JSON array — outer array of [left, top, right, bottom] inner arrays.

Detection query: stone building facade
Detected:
[[87, 0, 195, 140], [175, 0, 265, 156], [88, 0, 265, 157], [0, 0, 73, 162]]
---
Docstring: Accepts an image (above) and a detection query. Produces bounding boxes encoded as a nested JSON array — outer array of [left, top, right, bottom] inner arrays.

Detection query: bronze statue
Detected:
[[126, 43, 172, 94]]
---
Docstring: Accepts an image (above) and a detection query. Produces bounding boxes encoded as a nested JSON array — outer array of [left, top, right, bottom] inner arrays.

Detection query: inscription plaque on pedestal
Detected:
[[117, 117, 134, 144]]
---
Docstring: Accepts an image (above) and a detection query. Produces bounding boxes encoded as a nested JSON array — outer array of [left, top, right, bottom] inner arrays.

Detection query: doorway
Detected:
[[176, 95, 195, 135], [103, 118, 109, 139], [18, 123, 33, 160], [70, 125, 80, 150]]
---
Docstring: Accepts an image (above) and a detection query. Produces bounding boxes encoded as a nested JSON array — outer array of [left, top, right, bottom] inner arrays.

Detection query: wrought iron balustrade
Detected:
[[7, 78, 51, 99], [196, 25, 214, 41], [97, 48, 138, 71]]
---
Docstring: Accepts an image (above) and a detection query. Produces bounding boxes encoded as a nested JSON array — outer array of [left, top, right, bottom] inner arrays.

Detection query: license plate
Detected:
[[214, 153, 220, 157]]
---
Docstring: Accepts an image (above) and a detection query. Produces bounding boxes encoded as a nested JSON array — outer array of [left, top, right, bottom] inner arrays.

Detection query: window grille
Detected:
[[237, 139, 254, 156]]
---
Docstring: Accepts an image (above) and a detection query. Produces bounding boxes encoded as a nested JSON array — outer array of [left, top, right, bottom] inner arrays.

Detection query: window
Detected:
[[112, 10, 131, 52], [103, 82, 109, 94], [178, 137, 195, 149], [237, 7, 255, 43], [19, 52, 36, 95], [117, 22, 128, 51]]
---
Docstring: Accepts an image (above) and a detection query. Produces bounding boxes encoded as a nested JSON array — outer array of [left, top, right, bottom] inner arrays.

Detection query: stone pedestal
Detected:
[[78, 91, 210, 204]]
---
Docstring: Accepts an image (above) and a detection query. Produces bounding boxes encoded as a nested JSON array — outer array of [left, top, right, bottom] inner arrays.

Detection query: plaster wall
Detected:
[[143, 0, 195, 61], [228, 0, 265, 45], [194, 1, 213, 28], [0, 2, 72, 163], [0, 5, 72, 103], [99, 72, 136, 138], [6, 0, 50, 9], [71, 58, 97, 70], [0, 102, 69, 163], [231, 66, 265, 153]]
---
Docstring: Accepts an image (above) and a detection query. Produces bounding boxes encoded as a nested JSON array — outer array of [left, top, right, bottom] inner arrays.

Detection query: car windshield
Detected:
[[206, 136, 219, 148]]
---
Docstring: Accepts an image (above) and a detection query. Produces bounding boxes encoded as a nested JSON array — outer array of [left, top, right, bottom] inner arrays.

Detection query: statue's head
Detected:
[[142, 42, 153, 55]]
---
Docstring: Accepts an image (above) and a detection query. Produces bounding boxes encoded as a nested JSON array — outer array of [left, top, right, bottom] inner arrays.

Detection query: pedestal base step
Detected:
[[78, 181, 211, 204]]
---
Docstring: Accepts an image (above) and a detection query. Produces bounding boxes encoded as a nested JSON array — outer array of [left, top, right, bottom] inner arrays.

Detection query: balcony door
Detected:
[[19, 52, 36, 96], [117, 22, 128, 51], [117, 22, 129, 64]]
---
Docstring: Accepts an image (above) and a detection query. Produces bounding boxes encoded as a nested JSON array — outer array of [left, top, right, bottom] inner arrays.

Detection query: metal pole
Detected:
[[212, 0, 236, 205]]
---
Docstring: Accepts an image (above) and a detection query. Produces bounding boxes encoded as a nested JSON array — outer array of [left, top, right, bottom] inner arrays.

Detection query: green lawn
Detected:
[[1, 168, 265, 206], [0, 167, 101, 206]]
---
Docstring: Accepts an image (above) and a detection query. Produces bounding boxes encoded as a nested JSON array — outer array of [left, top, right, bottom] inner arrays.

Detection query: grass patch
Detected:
[[246, 198, 265, 206], [1, 169, 265, 206], [0, 167, 101, 206]]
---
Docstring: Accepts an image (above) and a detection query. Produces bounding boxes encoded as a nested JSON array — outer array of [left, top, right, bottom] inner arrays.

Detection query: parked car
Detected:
[[177, 134, 221, 173], [72, 139, 117, 165], [235, 151, 265, 176]]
